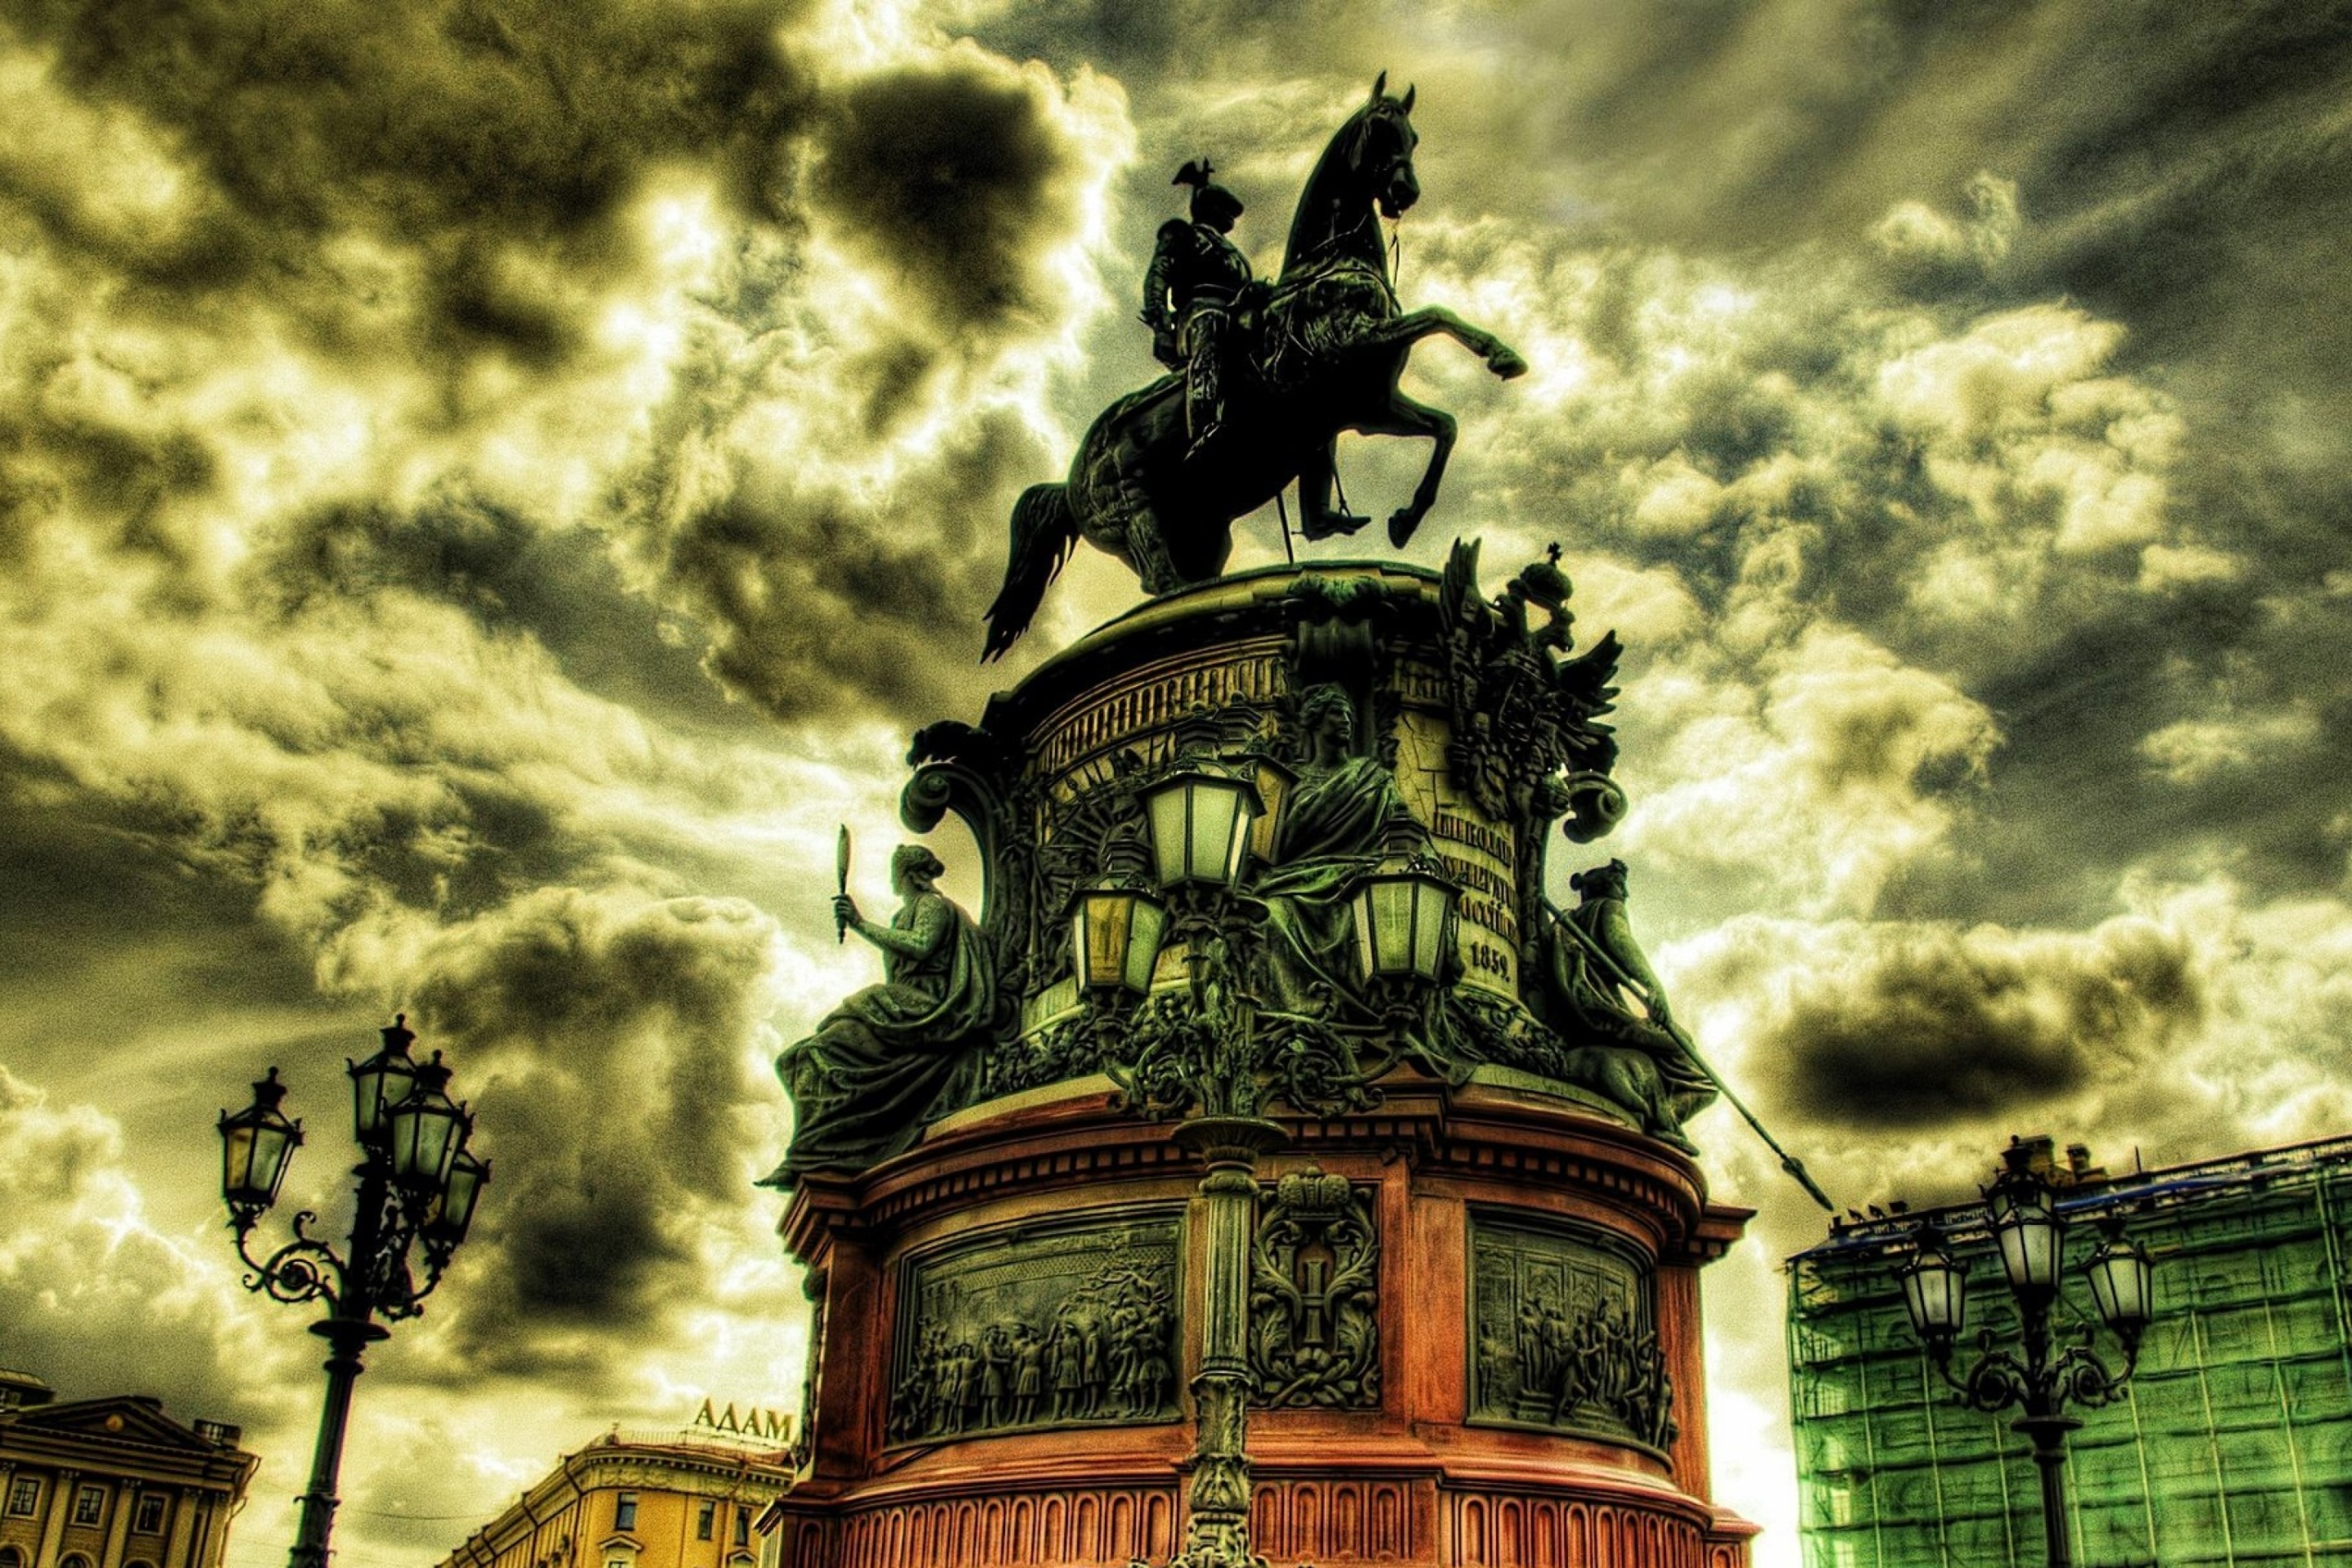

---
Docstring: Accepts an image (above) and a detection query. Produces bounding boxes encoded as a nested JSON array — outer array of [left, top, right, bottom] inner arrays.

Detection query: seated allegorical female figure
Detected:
[[1253, 684, 1428, 1018], [763, 844, 996, 1185]]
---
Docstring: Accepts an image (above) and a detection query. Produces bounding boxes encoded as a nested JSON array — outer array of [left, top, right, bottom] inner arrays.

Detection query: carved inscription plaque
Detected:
[[1392, 709, 1519, 997], [890, 1209, 1183, 1442], [1468, 1214, 1676, 1450]]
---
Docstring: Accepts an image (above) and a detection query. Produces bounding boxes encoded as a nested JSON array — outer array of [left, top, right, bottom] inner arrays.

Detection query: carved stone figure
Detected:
[[889, 1235, 1181, 1443], [983, 75, 1528, 660], [1252, 684, 1428, 1018], [1542, 860, 1715, 1152], [1143, 159, 1255, 457], [1471, 1219, 1676, 1450], [763, 844, 996, 1185]]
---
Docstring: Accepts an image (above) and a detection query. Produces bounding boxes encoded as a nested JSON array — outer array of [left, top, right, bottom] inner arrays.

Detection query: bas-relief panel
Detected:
[[889, 1209, 1183, 1443], [1468, 1214, 1677, 1451]]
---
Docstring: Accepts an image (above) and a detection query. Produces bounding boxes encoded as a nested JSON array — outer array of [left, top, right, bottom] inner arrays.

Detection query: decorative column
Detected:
[[1168, 1116, 1287, 1568], [99, 1482, 134, 1568], [37, 1471, 78, 1568], [161, 1488, 198, 1568]]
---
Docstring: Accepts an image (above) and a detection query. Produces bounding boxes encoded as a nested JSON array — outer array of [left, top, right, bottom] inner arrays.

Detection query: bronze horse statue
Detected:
[[982, 74, 1528, 660]]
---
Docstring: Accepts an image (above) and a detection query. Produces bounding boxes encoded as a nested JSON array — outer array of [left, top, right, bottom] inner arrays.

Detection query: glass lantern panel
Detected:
[[1222, 795, 1257, 882], [436, 1153, 486, 1236], [1125, 900, 1167, 992], [1351, 886, 1376, 980], [394, 1106, 460, 1187], [1076, 895, 1125, 988], [354, 1057, 415, 1141], [250, 1121, 293, 1196], [1934, 1267, 1968, 1335], [1147, 786, 1191, 884], [2089, 1248, 2151, 1325], [1899, 1266, 1932, 1336], [1187, 784, 1238, 884], [221, 1123, 258, 1196], [1995, 1212, 2062, 1291], [1410, 880, 1450, 978], [1371, 879, 1415, 973]]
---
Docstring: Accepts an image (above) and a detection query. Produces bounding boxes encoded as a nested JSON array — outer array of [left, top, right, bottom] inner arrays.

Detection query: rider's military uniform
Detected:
[[1142, 208, 1253, 456]]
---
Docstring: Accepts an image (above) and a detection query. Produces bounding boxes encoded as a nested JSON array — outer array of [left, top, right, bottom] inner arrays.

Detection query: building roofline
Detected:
[[1788, 1129, 2352, 1265]]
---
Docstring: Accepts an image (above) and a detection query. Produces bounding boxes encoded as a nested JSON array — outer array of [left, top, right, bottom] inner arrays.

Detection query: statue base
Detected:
[[772, 1071, 1757, 1567]]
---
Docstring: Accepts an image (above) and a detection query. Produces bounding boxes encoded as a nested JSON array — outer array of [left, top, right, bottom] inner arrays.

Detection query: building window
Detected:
[[134, 1494, 167, 1535], [732, 1512, 747, 1549], [73, 1486, 106, 1527], [6, 1477, 37, 1517], [613, 1494, 638, 1533], [2, 1545, 24, 1568], [696, 1503, 714, 1541]]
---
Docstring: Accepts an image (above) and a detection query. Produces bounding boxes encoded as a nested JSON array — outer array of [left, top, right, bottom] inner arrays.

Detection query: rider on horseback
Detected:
[[1141, 158, 1254, 458]]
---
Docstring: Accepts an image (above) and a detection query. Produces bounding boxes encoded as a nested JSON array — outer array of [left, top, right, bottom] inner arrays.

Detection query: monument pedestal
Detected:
[[773, 1072, 1755, 1567], [767, 561, 1762, 1566]]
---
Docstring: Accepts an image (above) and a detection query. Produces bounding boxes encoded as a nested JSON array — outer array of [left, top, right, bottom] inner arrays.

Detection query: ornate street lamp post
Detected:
[[1107, 752, 1455, 1568], [216, 1018, 489, 1568], [1894, 1140, 2156, 1568]]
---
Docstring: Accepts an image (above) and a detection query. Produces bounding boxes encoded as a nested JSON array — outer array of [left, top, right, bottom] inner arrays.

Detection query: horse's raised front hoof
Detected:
[[1300, 511, 1372, 542], [1388, 509, 1423, 549], [1488, 346, 1529, 380]]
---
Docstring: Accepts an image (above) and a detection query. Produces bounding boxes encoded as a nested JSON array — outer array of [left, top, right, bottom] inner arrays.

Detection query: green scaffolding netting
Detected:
[[1788, 1148, 2352, 1568]]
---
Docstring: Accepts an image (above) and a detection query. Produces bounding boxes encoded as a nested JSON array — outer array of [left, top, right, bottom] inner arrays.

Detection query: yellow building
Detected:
[[438, 1431, 792, 1568], [0, 1370, 260, 1568]]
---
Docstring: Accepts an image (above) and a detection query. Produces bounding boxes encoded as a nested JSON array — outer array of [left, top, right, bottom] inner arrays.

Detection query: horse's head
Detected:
[[1350, 71, 1419, 220], [1281, 70, 1424, 278]]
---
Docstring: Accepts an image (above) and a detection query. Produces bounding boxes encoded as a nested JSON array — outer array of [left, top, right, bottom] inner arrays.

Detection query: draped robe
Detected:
[[765, 891, 994, 1184]]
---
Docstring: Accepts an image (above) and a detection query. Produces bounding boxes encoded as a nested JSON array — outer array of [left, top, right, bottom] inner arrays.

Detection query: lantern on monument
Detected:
[[1350, 861, 1459, 983], [1069, 884, 1169, 995], [1986, 1141, 2064, 1299], [218, 1067, 305, 1218], [1141, 763, 1263, 889], [1896, 1220, 1968, 1355]]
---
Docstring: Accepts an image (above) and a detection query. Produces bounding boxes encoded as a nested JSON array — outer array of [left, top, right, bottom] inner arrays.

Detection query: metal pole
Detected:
[[1169, 1116, 1286, 1568], [287, 1163, 393, 1568], [287, 1316, 389, 1568], [2016, 1416, 2080, 1568]]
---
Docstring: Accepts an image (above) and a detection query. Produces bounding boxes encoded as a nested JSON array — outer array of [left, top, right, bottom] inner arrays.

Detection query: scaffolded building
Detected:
[[1786, 1134, 2352, 1567]]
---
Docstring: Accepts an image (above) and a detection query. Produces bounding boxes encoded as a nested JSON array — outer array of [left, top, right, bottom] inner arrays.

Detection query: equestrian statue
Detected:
[[982, 74, 1529, 661]]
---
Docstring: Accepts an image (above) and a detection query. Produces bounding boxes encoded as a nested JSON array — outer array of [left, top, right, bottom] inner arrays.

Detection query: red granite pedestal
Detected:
[[771, 1071, 1756, 1568]]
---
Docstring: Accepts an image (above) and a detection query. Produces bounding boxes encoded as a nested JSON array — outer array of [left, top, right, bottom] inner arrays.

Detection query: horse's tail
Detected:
[[982, 483, 1078, 662]]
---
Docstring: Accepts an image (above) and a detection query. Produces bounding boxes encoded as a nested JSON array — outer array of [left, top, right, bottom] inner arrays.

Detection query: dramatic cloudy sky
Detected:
[[2, 2, 2348, 1564]]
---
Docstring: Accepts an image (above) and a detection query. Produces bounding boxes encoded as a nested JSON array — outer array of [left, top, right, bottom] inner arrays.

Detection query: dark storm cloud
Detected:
[[399, 889, 778, 1379], [1732, 916, 2202, 1129], [814, 56, 1083, 332], [5, 0, 814, 353], [636, 401, 1053, 723]]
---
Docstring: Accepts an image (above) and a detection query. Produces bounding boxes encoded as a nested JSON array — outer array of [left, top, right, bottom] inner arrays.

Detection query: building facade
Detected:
[[1788, 1134, 2352, 1567], [439, 1432, 793, 1568], [0, 1371, 260, 1568]]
